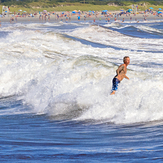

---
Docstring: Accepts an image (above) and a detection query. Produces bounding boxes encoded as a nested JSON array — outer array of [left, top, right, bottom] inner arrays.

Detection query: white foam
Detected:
[[0, 22, 163, 124], [67, 25, 163, 51], [75, 79, 163, 124], [137, 25, 163, 34]]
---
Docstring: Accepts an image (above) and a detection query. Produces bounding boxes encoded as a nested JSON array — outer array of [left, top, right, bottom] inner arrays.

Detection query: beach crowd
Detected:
[[0, 7, 163, 24]]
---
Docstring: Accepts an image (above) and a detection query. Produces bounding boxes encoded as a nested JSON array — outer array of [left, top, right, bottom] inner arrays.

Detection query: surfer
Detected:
[[110, 56, 130, 95]]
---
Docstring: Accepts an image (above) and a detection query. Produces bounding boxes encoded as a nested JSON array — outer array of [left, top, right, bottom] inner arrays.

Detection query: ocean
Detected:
[[0, 19, 163, 162]]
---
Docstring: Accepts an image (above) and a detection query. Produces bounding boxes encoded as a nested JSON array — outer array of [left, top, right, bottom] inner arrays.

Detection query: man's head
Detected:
[[123, 56, 130, 65]]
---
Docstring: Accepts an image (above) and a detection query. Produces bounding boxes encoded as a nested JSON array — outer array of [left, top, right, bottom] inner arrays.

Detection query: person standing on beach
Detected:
[[15, 17, 17, 22], [10, 17, 14, 23], [45, 14, 47, 21], [48, 14, 50, 21], [110, 56, 130, 95], [84, 15, 86, 21], [66, 16, 68, 22]]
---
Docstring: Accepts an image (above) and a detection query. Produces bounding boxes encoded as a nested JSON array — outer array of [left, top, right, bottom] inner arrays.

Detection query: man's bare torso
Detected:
[[115, 64, 127, 81]]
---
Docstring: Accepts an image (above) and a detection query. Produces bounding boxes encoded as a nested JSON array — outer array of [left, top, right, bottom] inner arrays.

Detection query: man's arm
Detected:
[[124, 75, 129, 80]]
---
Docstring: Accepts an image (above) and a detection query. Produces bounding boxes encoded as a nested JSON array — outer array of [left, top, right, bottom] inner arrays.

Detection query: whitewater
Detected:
[[0, 20, 163, 162]]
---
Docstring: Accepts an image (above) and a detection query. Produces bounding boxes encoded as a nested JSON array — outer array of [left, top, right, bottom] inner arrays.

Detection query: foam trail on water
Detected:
[[67, 25, 163, 51], [137, 25, 163, 34]]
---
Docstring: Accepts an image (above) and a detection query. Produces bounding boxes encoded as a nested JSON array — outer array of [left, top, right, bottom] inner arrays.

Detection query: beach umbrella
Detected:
[[43, 10, 47, 12], [89, 10, 92, 12], [23, 11, 26, 12], [72, 10, 78, 13], [127, 9, 132, 13], [159, 8, 162, 10], [149, 7, 153, 9], [19, 9, 22, 11], [158, 11, 162, 14], [102, 10, 108, 12]]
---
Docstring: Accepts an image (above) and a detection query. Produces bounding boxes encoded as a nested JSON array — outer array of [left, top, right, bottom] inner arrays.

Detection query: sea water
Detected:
[[0, 19, 163, 162]]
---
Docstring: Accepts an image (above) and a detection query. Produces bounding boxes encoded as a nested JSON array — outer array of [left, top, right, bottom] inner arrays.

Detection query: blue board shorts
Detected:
[[112, 77, 120, 92]]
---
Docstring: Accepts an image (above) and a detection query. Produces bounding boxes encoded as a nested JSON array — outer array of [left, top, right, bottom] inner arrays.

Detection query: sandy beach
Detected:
[[1, 10, 163, 24]]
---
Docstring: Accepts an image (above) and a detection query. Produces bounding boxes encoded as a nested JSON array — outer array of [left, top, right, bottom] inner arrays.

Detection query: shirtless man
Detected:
[[110, 56, 130, 95]]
